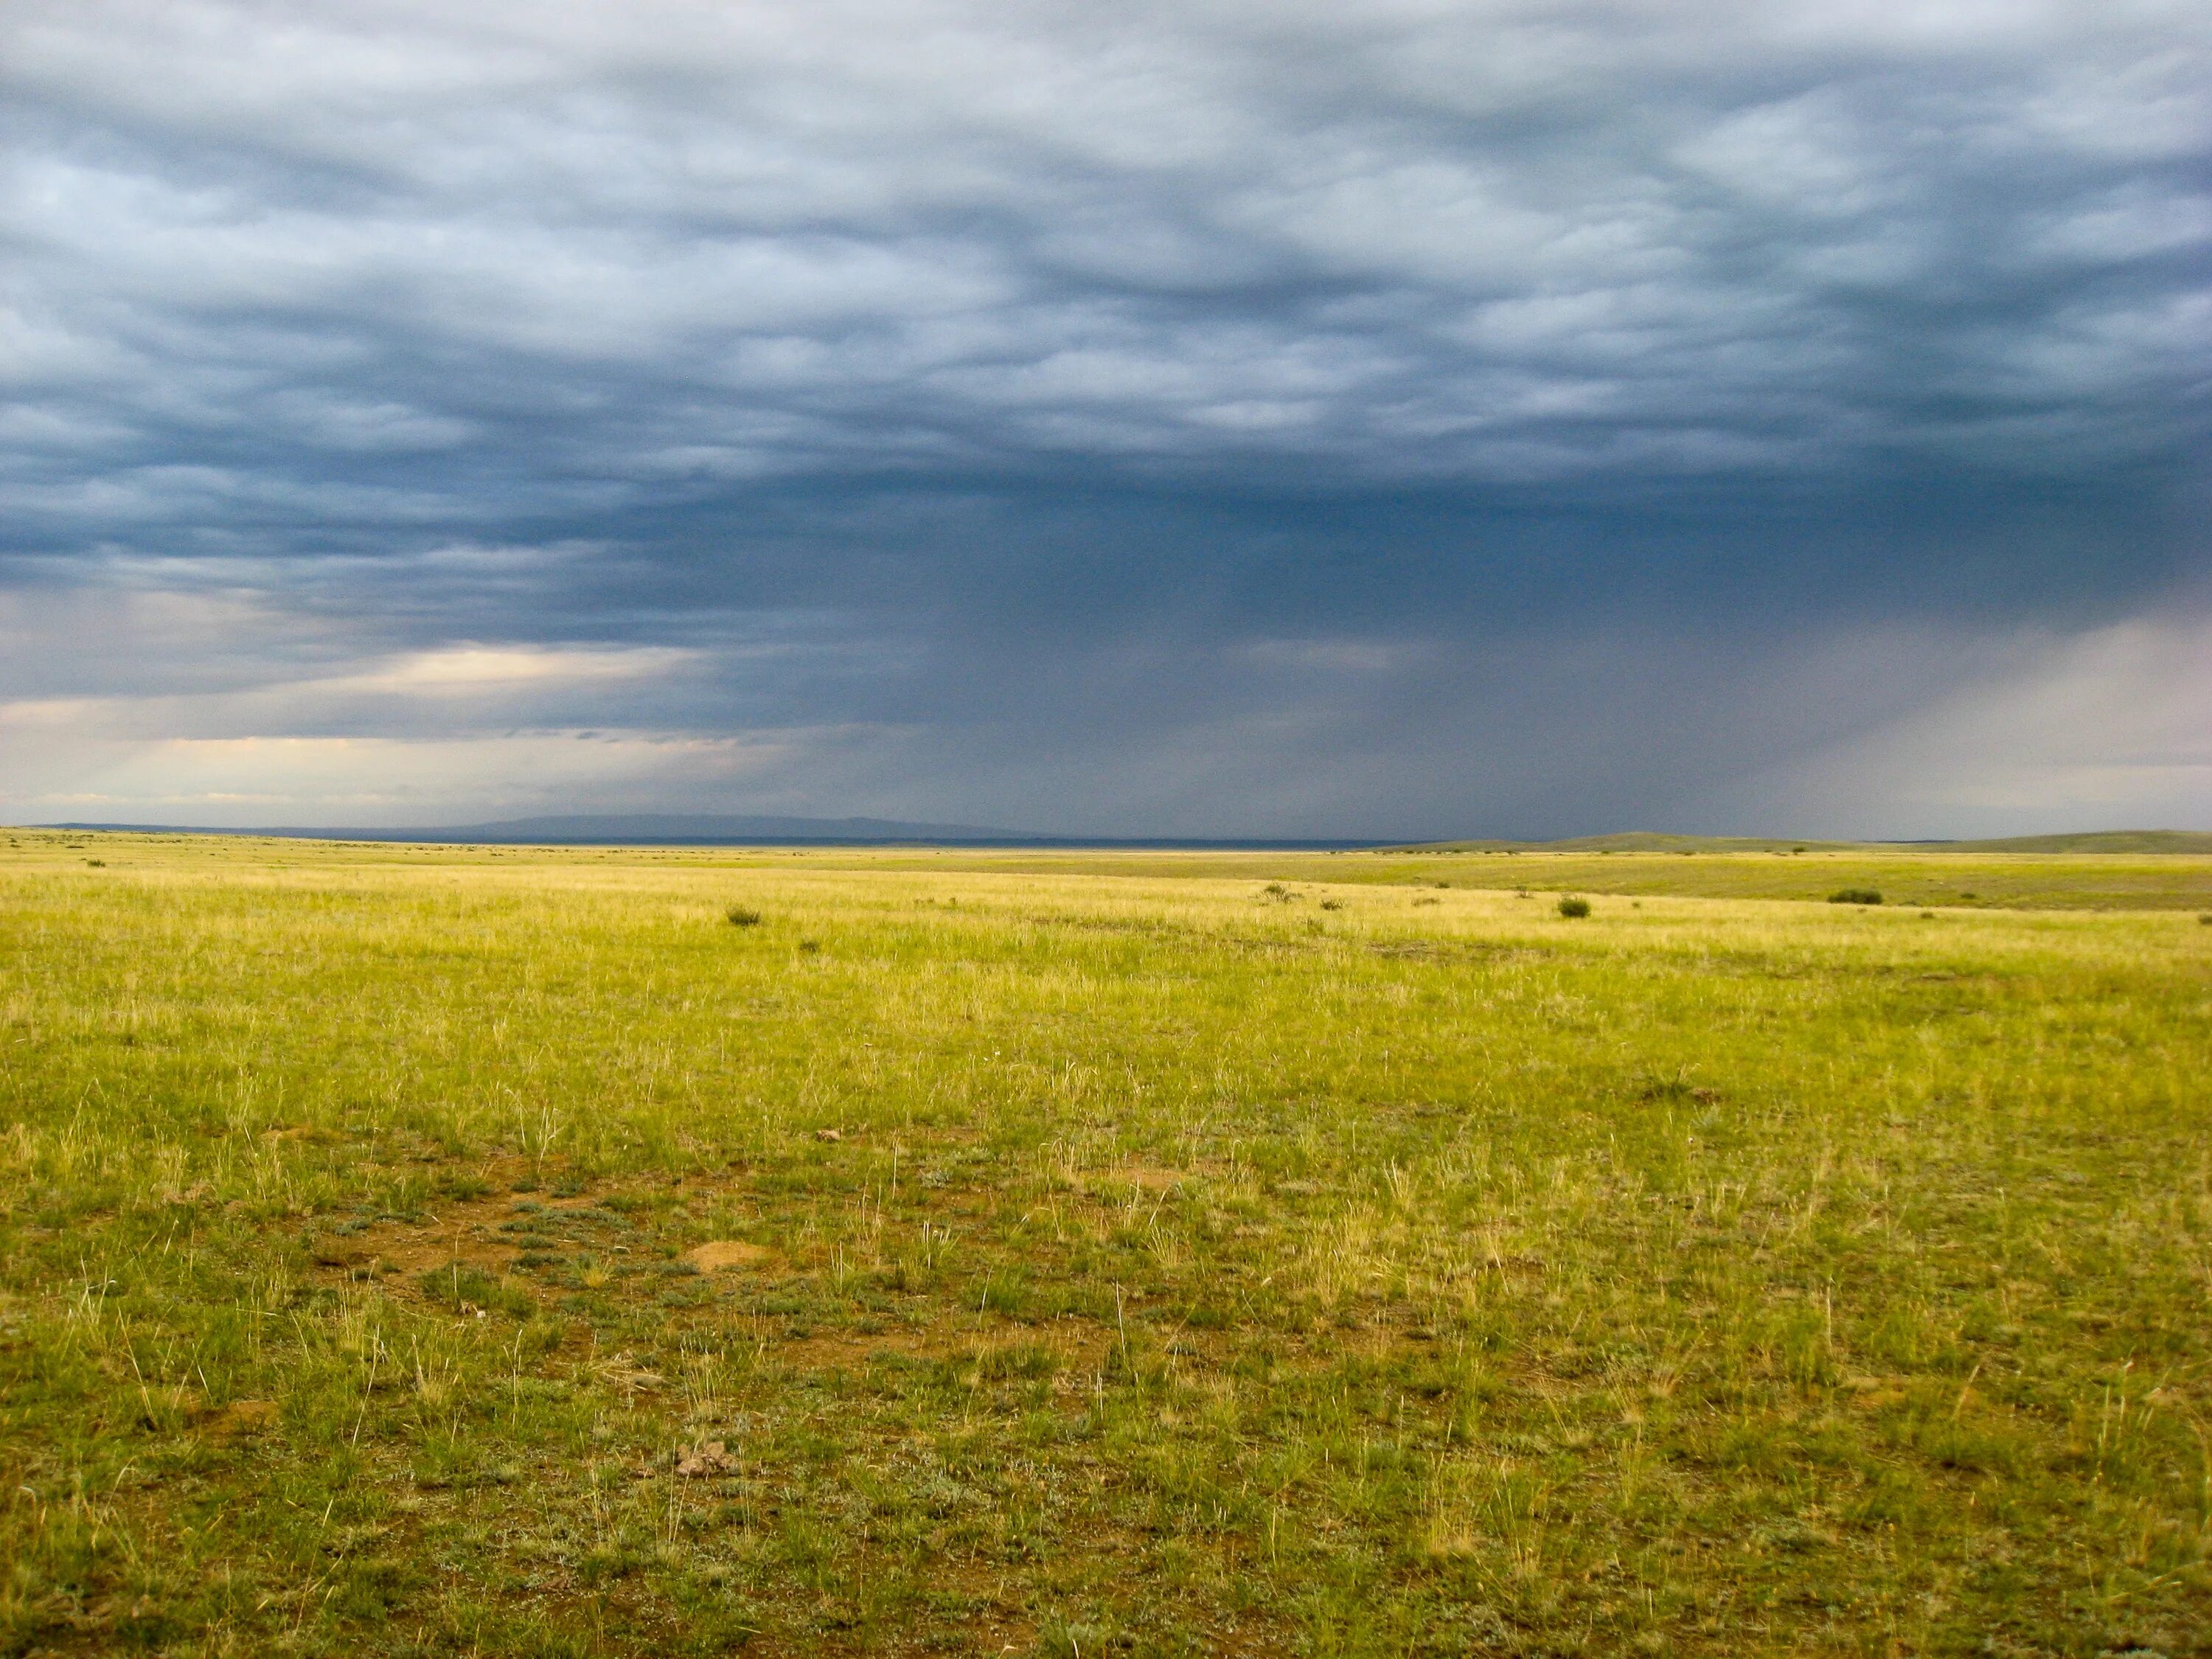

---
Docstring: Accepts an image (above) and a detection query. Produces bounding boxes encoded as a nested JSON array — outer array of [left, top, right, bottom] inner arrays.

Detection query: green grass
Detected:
[[3, 830, 2209, 1655]]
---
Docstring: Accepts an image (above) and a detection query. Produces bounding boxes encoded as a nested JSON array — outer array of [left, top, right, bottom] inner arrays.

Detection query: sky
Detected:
[[2, 0, 2208, 838]]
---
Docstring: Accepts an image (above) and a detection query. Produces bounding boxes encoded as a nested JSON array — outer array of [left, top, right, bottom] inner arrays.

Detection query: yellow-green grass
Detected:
[[790, 847, 2212, 912], [3, 832, 2209, 1655], [15, 827, 2211, 911]]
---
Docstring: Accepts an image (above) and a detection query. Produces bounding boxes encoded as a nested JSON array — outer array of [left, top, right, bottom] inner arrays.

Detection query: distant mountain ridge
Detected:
[[38, 820, 2209, 852], [431, 813, 1031, 844], [46, 813, 1037, 845], [38, 814, 1378, 849], [1398, 829, 2212, 855]]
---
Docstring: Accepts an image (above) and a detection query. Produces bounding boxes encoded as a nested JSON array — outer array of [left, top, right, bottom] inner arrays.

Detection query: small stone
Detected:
[[675, 1440, 737, 1478], [815, 1128, 843, 1143]]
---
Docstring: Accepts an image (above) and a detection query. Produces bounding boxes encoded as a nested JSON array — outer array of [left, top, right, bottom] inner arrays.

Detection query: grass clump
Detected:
[[724, 903, 763, 927], [1828, 886, 1883, 905], [1556, 894, 1591, 918], [415, 1265, 535, 1319]]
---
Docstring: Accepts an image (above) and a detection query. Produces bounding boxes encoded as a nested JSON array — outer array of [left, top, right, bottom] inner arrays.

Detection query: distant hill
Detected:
[[426, 813, 1031, 844], [1540, 832, 1860, 853], [45, 813, 1036, 845], [1397, 832, 1860, 854], [1937, 830, 2212, 855], [1396, 828, 2212, 855], [38, 814, 1380, 849], [41, 818, 2208, 854]]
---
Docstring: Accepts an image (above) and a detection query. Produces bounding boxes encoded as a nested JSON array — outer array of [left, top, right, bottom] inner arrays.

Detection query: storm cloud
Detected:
[[2, 0, 2207, 834]]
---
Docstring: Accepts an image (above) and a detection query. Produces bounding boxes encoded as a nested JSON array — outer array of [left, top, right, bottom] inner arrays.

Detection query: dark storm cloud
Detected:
[[1, 1, 2207, 833]]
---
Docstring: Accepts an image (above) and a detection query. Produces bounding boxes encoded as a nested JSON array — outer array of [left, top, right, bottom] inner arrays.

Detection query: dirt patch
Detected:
[[303, 1172, 651, 1284], [1079, 1165, 1188, 1195], [202, 1399, 280, 1438], [310, 1216, 521, 1279], [686, 1239, 775, 1272], [751, 1325, 943, 1371], [759, 1321, 1114, 1379], [1116, 1166, 1187, 1192]]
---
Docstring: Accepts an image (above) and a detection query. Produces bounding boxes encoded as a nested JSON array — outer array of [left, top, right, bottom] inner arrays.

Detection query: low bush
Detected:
[[726, 905, 763, 927], [1829, 888, 1882, 905], [1557, 895, 1591, 919]]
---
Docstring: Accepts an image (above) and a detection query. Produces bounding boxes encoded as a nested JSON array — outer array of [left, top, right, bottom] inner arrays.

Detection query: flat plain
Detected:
[[3, 832, 2209, 1656]]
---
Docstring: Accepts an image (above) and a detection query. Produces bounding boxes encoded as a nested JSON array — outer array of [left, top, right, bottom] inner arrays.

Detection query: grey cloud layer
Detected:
[[1, 1, 2208, 832], [10, 0, 2206, 505]]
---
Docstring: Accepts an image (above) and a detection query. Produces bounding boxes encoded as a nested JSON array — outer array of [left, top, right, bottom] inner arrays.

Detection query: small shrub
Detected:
[[1829, 888, 1882, 905], [1318, 899, 1343, 911], [725, 905, 762, 927], [1557, 896, 1590, 919], [2199, 913, 2211, 925], [85, 858, 105, 867]]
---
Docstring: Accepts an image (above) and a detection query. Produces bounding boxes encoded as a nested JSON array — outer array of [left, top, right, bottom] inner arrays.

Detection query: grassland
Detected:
[[801, 846, 2212, 914], [3, 831, 2209, 1656]]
